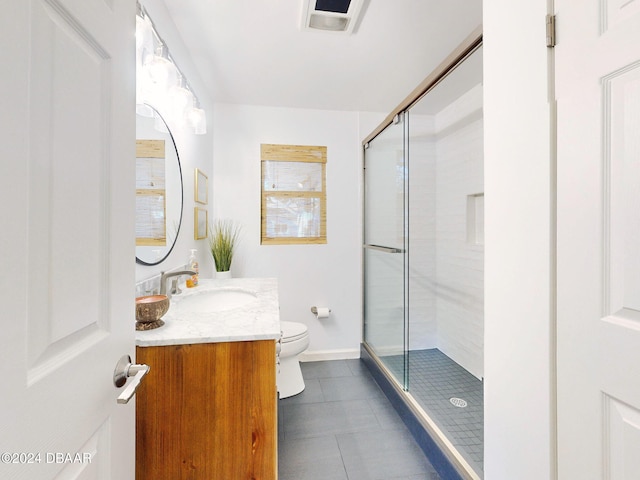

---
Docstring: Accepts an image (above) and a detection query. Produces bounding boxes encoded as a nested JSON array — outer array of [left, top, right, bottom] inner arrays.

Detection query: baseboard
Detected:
[[299, 348, 360, 362]]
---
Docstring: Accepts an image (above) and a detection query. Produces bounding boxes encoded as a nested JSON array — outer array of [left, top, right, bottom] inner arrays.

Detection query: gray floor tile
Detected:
[[337, 429, 438, 480], [281, 399, 381, 440], [279, 460, 348, 480], [278, 360, 443, 480], [346, 358, 370, 376], [319, 374, 385, 402], [400, 474, 442, 480], [301, 359, 354, 379], [280, 378, 326, 404], [366, 398, 406, 431], [279, 434, 343, 465]]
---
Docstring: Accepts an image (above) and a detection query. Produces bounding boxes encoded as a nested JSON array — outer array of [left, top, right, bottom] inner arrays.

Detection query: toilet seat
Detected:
[[280, 321, 308, 343]]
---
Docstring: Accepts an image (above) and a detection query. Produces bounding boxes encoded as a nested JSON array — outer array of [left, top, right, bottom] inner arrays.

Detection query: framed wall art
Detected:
[[195, 168, 208, 205], [194, 207, 208, 240]]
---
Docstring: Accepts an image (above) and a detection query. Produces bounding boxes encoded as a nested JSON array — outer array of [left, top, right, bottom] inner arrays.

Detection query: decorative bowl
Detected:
[[135, 295, 170, 330]]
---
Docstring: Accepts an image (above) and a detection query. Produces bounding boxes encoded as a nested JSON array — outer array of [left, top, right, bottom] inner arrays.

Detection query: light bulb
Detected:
[[168, 80, 194, 130], [145, 56, 178, 90], [189, 107, 207, 135]]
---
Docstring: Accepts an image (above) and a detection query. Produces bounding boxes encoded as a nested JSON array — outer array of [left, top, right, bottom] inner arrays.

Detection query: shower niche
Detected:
[[362, 33, 484, 480]]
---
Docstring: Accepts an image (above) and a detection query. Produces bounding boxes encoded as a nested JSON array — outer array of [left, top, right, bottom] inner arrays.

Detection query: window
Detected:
[[261, 144, 327, 245]]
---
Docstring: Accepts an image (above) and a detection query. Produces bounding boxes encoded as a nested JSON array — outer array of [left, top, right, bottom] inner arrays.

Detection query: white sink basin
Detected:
[[174, 288, 258, 313]]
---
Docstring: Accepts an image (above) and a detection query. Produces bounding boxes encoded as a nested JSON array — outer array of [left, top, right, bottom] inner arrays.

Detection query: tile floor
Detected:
[[383, 349, 484, 475], [278, 359, 441, 480]]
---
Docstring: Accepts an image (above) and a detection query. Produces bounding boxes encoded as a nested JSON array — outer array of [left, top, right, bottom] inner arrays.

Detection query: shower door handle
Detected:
[[363, 244, 404, 254]]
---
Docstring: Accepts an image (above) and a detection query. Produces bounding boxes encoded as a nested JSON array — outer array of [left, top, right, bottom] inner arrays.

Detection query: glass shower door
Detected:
[[363, 116, 408, 388]]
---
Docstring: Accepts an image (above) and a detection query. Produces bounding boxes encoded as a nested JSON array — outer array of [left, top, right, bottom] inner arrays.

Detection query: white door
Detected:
[[0, 0, 136, 478], [556, 1, 640, 478]]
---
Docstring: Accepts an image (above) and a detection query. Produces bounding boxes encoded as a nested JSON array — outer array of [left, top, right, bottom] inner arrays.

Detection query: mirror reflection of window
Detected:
[[135, 105, 183, 266], [136, 139, 167, 246]]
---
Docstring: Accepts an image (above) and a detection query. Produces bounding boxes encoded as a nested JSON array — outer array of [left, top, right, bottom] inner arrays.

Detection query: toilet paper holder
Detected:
[[310, 306, 331, 315]]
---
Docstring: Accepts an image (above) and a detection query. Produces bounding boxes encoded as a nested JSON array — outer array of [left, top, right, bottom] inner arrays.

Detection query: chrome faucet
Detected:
[[159, 270, 196, 298]]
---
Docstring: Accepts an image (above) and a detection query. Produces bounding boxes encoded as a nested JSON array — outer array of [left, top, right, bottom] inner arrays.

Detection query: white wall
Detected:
[[483, 0, 554, 478], [135, 0, 215, 288], [212, 104, 381, 358]]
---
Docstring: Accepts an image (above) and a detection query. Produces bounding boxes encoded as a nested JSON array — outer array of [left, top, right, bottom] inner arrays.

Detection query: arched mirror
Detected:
[[135, 105, 183, 265]]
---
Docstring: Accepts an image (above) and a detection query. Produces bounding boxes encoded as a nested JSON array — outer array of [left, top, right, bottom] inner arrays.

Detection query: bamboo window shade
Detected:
[[260, 144, 327, 245], [136, 139, 167, 246]]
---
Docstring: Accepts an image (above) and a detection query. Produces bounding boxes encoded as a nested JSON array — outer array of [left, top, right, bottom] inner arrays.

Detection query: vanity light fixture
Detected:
[[189, 100, 207, 135], [168, 75, 195, 129], [145, 45, 177, 89], [139, 44, 178, 117], [136, 3, 207, 134]]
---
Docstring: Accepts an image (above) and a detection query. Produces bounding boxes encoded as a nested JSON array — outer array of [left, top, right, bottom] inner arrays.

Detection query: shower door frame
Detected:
[[362, 111, 410, 389], [361, 26, 483, 480]]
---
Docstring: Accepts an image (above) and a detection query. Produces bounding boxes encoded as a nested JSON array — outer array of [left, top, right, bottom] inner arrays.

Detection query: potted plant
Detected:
[[208, 219, 241, 278]]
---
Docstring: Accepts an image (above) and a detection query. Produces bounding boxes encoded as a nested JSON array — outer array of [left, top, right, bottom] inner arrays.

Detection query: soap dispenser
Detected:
[[186, 249, 199, 287]]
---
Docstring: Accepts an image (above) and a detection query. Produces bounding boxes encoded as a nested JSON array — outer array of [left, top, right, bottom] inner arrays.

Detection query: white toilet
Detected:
[[277, 321, 310, 399]]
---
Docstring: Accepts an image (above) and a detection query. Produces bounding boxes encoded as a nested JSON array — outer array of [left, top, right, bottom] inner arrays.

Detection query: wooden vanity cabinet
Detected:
[[135, 340, 277, 480]]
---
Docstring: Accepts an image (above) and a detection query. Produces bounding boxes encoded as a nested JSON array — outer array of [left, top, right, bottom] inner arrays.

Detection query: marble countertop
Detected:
[[135, 277, 281, 347]]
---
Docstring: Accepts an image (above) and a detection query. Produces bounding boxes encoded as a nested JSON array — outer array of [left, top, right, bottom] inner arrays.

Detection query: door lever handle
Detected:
[[113, 355, 150, 404]]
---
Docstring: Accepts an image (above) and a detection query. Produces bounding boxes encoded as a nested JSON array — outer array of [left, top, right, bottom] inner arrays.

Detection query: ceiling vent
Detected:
[[301, 0, 366, 34]]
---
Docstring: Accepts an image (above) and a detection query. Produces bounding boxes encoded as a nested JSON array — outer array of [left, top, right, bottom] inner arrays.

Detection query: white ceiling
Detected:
[[161, 0, 482, 113]]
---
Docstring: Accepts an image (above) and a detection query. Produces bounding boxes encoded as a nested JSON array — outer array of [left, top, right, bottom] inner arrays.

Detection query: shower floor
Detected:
[[383, 348, 484, 476]]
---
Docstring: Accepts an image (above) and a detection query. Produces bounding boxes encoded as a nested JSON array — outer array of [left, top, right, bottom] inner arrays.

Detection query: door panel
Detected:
[[605, 395, 640, 478], [28, 0, 112, 380], [604, 0, 640, 31], [605, 65, 640, 315], [0, 0, 135, 478], [363, 117, 408, 387], [556, 1, 640, 478]]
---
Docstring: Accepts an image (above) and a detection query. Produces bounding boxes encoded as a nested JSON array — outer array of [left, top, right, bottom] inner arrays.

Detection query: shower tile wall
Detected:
[[433, 83, 484, 380], [409, 83, 484, 380], [407, 116, 437, 351]]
